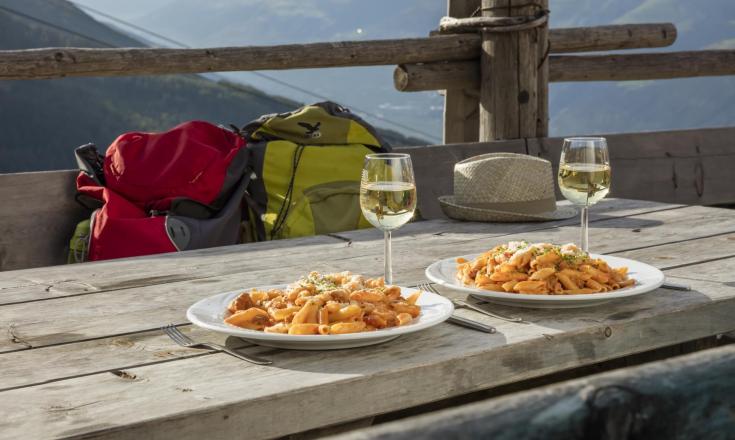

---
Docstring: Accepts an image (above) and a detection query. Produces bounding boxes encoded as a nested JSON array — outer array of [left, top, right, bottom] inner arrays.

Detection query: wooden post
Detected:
[[479, 0, 547, 140], [443, 0, 480, 144], [536, 0, 549, 137]]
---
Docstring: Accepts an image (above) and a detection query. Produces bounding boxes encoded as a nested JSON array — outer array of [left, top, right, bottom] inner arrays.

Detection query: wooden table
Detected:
[[1, 199, 734, 439]]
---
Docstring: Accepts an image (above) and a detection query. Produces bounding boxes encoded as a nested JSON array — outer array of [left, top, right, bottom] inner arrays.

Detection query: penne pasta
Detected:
[[456, 241, 635, 296], [223, 271, 422, 335]]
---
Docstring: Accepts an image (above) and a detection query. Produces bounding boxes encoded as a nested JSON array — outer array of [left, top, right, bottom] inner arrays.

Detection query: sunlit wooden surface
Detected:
[[1, 198, 734, 439]]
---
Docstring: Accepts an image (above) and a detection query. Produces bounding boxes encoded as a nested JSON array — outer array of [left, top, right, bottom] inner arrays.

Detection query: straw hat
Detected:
[[438, 153, 577, 222]]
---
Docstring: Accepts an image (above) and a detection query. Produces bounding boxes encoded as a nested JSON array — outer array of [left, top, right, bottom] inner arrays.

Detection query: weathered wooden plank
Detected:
[[0, 199, 677, 304], [395, 49, 735, 91], [331, 345, 735, 440], [442, 0, 480, 144], [398, 61, 479, 92], [401, 126, 735, 217], [0, 170, 88, 271], [0, 234, 343, 304], [548, 23, 677, 54], [4, 207, 731, 393], [0, 326, 261, 391], [528, 128, 735, 205], [0, 24, 677, 81], [516, 1, 542, 137], [479, 0, 529, 140], [552, 50, 735, 82], [434, 23, 677, 52], [536, 0, 549, 136], [0, 204, 729, 353], [2, 203, 735, 438], [665, 255, 735, 283], [0, 272, 732, 440], [0, 35, 480, 80]]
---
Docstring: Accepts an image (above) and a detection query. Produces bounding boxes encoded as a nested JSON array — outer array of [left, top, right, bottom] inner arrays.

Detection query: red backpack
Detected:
[[74, 121, 251, 261]]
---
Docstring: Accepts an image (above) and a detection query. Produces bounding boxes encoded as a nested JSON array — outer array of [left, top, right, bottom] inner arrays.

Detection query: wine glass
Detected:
[[558, 137, 611, 253], [359, 153, 417, 285]]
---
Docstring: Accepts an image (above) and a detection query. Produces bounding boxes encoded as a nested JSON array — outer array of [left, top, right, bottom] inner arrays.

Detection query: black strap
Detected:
[[270, 144, 305, 239], [242, 191, 266, 242]]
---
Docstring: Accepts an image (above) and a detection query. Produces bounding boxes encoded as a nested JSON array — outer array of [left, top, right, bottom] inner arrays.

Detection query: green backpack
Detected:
[[242, 102, 391, 241]]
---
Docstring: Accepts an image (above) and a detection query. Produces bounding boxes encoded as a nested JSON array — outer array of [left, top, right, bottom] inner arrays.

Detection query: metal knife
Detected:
[[447, 315, 496, 333], [662, 281, 691, 291]]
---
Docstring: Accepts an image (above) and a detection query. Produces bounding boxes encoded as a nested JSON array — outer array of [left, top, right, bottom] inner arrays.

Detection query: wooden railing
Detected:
[[0, 23, 676, 80], [0, 7, 732, 142]]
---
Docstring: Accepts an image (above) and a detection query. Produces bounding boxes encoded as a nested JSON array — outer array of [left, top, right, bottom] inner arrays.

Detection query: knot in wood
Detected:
[[518, 90, 530, 104]]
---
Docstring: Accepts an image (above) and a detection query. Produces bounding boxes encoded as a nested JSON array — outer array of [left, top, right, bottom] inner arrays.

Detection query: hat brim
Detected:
[[438, 195, 577, 222]]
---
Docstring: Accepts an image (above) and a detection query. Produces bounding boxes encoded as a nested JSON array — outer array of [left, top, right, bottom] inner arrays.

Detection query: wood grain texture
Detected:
[[434, 23, 676, 52], [2, 201, 735, 439], [552, 50, 735, 82], [400, 126, 735, 218], [0, 36, 481, 80], [549, 23, 677, 54], [0, 202, 721, 392], [536, 0, 549, 137], [1, 204, 727, 353], [0, 198, 676, 305], [0, 170, 88, 271], [0, 24, 676, 81], [528, 127, 735, 205], [0, 234, 344, 303], [0, 274, 732, 440], [395, 49, 735, 91], [331, 345, 735, 440], [479, 0, 521, 140], [442, 0, 480, 144]]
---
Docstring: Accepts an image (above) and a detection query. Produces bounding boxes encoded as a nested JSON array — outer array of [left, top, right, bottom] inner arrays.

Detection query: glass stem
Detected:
[[384, 229, 392, 285], [580, 206, 589, 253]]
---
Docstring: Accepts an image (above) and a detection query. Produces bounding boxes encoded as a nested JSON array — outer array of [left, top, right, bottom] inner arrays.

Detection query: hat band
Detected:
[[459, 196, 557, 214]]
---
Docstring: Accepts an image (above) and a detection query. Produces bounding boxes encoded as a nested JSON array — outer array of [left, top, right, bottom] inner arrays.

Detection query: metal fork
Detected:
[[454, 298, 523, 323], [417, 282, 495, 334], [162, 324, 272, 365], [421, 283, 523, 323]]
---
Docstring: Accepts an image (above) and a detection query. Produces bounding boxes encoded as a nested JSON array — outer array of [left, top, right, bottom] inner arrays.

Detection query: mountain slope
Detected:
[[0, 0, 424, 173]]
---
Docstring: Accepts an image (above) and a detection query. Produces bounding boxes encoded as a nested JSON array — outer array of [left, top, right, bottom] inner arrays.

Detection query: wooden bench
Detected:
[[331, 344, 735, 439], [2, 126, 734, 272]]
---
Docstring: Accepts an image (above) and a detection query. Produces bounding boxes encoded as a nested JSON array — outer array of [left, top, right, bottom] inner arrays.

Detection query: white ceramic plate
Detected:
[[425, 253, 665, 309], [187, 286, 454, 350]]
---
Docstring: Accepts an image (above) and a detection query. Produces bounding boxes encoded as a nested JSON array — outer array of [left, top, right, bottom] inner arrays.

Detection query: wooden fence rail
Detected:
[[331, 344, 735, 440], [395, 49, 735, 91], [0, 23, 675, 80]]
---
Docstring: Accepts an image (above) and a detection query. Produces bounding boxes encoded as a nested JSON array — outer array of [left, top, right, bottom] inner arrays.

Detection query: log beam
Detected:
[[0, 36, 480, 80], [549, 23, 676, 54], [479, 0, 545, 140], [443, 0, 481, 144], [394, 50, 735, 91], [0, 24, 676, 81]]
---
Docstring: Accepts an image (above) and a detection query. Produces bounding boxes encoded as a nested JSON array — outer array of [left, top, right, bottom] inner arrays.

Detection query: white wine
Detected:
[[360, 181, 416, 230], [558, 163, 611, 206]]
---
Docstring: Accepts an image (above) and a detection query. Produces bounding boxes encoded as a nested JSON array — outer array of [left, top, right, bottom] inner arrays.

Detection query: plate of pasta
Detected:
[[425, 241, 664, 308], [187, 271, 454, 350]]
